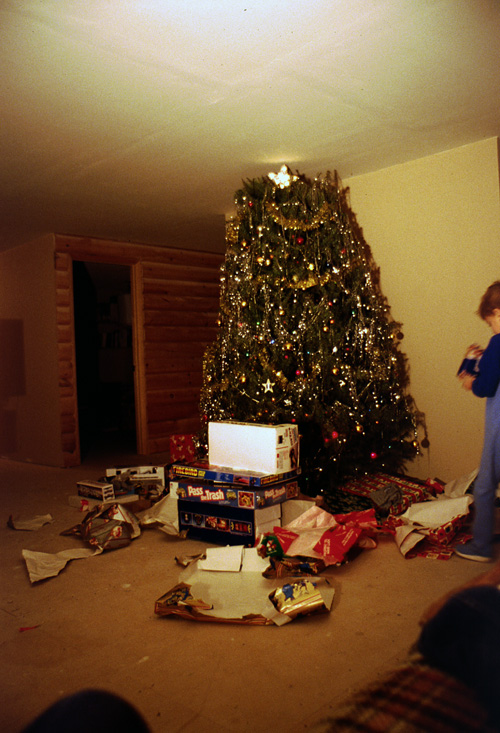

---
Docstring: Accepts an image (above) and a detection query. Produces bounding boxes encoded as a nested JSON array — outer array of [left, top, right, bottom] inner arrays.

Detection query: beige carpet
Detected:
[[0, 450, 492, 733]]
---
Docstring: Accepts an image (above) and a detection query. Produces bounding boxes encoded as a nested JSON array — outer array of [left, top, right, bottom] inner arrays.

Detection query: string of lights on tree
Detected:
[[199, 165, 427, 499]]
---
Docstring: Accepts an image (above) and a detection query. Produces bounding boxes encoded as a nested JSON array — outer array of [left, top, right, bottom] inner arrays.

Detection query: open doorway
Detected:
[[73, 261, 136, 458]]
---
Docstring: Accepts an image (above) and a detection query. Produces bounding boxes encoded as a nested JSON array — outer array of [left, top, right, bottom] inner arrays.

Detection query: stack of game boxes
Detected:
[[169, 422, 300, 547]]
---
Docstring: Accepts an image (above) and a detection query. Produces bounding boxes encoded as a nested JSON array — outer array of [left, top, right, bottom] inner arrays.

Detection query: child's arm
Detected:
[[472, 333, 500, 398]]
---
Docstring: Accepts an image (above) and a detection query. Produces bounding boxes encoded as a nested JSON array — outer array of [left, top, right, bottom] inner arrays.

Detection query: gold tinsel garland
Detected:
[[225, 200, 337, 245], [264, 201, 334, 231]]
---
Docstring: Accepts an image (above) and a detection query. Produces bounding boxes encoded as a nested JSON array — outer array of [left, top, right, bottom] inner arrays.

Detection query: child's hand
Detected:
[[458, 372, 475, 391], [465, 343, 483, 359]]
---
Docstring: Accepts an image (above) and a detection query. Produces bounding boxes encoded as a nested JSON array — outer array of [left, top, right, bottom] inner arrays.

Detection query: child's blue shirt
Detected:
[[473, 332, 500, 399]]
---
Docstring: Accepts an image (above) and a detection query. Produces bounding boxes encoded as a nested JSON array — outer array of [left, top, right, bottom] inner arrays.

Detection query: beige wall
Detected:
[[0, 234, 64, 466], [346, 137, 500, 483]]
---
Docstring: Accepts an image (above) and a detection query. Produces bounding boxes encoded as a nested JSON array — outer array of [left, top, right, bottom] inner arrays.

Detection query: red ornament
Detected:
[[331, 431, 339, 440], [370, 452, 378, 460], [297, 237, 304, 244]]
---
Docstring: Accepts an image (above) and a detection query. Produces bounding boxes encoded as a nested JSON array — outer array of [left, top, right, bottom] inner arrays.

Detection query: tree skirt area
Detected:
[[326, 471, 475, 560]]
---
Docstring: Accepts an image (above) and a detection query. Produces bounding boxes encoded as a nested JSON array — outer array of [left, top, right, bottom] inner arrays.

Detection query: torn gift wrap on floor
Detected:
[[21, 494, 186, 583], [22, 503, 141, 582], [155, 546, 335, 626], [390, 494, 474, 557], [61, 502, 141, 550], [8, 514, 54, 531], [22, 547, 102, 583], [137, 493, 180, 536], [441, 468, 478, 498], [258, 505, 378, 565]]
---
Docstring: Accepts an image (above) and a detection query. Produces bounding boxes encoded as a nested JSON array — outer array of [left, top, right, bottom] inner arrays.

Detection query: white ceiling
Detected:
[[1, 0, 500, 254]]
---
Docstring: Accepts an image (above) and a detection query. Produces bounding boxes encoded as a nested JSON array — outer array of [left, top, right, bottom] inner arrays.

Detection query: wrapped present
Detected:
[[170, 434, 196, 463], [269, 579, 330, 620]]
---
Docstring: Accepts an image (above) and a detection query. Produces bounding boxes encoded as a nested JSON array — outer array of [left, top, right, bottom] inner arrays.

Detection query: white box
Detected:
[[255, 503, 282, 524], [208, 421, 299, 474], [255, 519, 281, 537]]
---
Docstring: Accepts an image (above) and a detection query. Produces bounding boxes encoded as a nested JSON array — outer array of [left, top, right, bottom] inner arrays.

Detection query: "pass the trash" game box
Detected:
[[171, 477, 299, 510], [178, 500, 281, 546]]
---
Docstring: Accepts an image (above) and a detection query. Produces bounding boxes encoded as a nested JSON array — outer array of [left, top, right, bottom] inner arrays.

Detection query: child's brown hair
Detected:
[[478, 281, 500, 320]]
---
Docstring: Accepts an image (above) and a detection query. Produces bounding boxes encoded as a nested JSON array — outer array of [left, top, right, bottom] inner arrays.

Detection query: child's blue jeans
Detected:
[[472, 403, 500, 557]]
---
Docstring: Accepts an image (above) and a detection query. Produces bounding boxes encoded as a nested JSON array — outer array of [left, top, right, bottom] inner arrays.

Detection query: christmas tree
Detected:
[[199, 166, 426, 502]]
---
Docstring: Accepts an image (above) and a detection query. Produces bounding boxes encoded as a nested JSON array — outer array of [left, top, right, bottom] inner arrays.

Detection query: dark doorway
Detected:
[[73, 261, 136, 458]]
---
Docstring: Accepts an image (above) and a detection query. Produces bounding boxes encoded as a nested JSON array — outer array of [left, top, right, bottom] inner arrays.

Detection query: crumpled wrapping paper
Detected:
[[22, 547, 102, 583], [8, 514, 53, 531], [394, 494, 474, 556], [259, 505, 378, 565], [137, 493, 180, 535], [61, 503, 141, 550], [22, 504, 142, 582]]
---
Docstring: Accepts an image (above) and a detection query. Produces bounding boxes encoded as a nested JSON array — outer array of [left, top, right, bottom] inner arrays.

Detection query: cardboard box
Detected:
[[256, 519, 281, 537], [77, 480, 116, 502], [68, 493, 139, 509], [208, 421, 299, 474], [170, 459, 300, 487], [105, 465, 165, 489], [171, 478, 299, 509], [178, 499, 282, 546]]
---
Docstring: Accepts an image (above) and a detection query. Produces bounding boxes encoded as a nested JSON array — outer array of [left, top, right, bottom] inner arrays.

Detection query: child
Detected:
[[456, 281, 500, 562]]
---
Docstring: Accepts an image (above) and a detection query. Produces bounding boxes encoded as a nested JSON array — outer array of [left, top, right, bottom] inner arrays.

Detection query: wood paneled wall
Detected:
[[54, 235, 224, 465], [141, 258, 222, 453]]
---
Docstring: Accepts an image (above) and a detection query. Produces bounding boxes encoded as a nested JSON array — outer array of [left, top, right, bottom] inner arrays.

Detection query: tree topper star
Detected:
[[268, 165, 298, 188]]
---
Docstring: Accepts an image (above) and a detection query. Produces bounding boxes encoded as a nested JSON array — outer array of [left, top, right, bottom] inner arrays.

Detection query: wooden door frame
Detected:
[[130, 261, 147, 453], [55, 236, 147, 464]]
